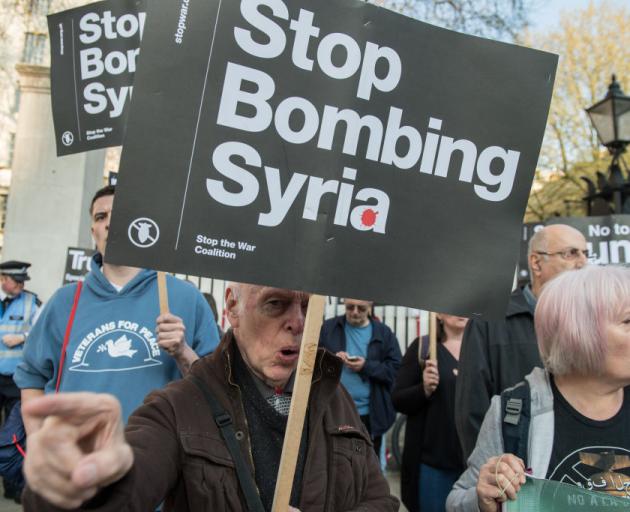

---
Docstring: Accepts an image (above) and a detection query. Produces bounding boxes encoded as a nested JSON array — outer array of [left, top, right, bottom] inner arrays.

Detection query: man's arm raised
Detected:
[[156, 313, 198, 375], [22, 393, 133, 509]]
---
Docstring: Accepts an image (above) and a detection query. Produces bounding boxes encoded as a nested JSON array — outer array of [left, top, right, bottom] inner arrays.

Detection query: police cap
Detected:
[[0, 260, 31, 282]]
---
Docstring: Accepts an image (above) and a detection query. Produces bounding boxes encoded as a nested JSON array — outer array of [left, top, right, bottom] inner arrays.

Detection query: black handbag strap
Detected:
[[189, 374, 265, 512], [501, 379, 531, 467]]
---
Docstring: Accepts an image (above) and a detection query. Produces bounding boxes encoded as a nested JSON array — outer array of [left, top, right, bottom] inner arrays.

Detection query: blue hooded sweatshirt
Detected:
[[14, 257, 220, 422]]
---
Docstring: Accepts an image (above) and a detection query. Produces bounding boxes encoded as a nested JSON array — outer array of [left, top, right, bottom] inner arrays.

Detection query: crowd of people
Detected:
[[0, 184, 626, 512]]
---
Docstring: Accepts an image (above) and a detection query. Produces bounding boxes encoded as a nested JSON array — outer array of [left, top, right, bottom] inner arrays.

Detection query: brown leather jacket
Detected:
[[23, 332, 399, 511]]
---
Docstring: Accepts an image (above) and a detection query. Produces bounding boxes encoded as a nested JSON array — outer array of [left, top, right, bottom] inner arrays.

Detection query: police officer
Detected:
[[0, 261, 40, 419], [0, 261, 39, 502]]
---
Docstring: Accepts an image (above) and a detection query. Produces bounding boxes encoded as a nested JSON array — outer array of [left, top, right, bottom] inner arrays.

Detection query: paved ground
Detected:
[[0, 469, 408, 511], [0, 492, 20, 512], [387, 468, 409, 511]]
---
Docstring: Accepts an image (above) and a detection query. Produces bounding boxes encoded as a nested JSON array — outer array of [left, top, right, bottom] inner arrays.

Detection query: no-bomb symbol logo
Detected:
[[62, 131, 74, 146], [128, 217, 159, 248]]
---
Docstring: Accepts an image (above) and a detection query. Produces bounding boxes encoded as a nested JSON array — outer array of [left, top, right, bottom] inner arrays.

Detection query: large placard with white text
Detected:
[[518, 215, 630, 285], [48, 0, 146, 155], [107, 0, 558, 320], [550, 215, 630, 265], [63, 247, 96, 284]]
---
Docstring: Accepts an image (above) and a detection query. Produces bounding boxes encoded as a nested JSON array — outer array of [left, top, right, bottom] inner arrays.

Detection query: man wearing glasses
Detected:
[[455, 224, 589, 461], [319, 298, 402, 456]]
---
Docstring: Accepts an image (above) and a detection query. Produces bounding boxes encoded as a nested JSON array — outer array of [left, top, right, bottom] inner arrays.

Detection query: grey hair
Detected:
[[228, 282, 242, 300], [535, 265, 630, 377], [227, 282, 262, 315], [227, 282, 244, 315], [528, 228, 548, 257], [527, 227, 548, 275]]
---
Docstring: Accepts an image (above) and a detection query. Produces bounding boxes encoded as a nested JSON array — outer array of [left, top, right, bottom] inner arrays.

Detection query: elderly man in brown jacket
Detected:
[[20, 284, 399, 512]]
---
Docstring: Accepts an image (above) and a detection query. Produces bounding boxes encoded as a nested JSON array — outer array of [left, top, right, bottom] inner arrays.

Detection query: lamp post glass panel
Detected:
[[584, 75, 630, 214]]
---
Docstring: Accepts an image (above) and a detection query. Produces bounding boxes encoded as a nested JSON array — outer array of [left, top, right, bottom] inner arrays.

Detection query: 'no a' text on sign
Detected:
[[107, 0, 558, 320], [48, 0, 146, 155]]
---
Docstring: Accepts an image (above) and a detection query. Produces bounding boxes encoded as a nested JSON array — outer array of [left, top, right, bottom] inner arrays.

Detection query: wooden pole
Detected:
[[157, 271, 169, 314], [271, 294, 326, 512], [429, 311, 437, 361]]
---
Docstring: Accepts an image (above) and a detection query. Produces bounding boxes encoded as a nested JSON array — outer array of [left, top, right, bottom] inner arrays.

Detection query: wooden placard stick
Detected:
[[429, 311, 437, 361], [157, 271, 169, 314], [271, 294, 326, 512]]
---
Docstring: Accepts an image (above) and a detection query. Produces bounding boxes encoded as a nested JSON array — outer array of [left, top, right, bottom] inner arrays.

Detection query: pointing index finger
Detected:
[[22, 393, 120, 422]]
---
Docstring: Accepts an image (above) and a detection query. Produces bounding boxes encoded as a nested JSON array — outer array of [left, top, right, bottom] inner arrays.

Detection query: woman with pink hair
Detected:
[[446, 265, 630, 512]]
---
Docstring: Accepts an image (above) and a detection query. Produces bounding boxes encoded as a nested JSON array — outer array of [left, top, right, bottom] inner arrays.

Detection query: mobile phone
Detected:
[[346, 355, 360, 361]]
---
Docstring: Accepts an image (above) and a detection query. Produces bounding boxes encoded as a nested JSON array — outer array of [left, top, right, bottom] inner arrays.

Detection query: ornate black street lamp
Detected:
[[584, 75, 630, 214]]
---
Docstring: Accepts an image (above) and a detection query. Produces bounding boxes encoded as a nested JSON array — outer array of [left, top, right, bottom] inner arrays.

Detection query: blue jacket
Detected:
[[0, 291, 39, 376], [319, 315, 402, 437], [14, 257, 220, 422]]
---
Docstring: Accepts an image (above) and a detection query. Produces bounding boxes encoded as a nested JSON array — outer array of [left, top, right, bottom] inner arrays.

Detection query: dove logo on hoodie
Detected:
[[70, 320, 162, 373], [128, 217, 159, 248], [100, 334, 137, 358]]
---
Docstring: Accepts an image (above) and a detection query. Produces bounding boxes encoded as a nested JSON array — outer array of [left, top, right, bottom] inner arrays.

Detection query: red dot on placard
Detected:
[[361, 209, 378, 227]]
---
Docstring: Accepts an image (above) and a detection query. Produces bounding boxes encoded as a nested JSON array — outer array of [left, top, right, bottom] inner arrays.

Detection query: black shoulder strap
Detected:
[[24, 290, 41, 307], [420, 336, 430, 360], [501, 380, 531, 467], [189, 374, 265, 512], [418, 336, 430, 370]]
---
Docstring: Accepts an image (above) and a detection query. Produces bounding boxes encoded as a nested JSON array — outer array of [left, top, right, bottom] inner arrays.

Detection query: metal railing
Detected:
[[176, 274, 427, 351]]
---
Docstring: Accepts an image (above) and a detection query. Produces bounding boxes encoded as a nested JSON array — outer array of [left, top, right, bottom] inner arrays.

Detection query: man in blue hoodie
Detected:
[[15, 185, 221, 432]]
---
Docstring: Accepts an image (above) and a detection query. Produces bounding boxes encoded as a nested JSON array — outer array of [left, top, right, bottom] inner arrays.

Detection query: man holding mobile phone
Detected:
[[319, 298, 402, 456]]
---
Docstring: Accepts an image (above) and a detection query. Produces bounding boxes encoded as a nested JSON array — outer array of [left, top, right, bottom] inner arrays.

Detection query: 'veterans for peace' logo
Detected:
[[70, 325, 162, 373]]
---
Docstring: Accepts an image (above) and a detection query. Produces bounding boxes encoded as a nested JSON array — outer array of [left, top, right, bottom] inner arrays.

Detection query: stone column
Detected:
[[2, 64, 105, 301]]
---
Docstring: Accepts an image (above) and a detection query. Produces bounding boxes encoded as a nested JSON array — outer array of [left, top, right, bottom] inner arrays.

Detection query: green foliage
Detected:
[[526, 155, 614, 221], [522, 1, 630, 221]]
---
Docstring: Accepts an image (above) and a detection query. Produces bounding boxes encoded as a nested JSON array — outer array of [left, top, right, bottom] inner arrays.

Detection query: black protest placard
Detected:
[[549, 215, 630, 266], [63, 247, 96, 284], [517, 215, 630, 285], [48, 0, 146, 156], [106, 0, 557, 320]]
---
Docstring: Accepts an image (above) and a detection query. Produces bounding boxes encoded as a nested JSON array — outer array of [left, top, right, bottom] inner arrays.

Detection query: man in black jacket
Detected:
[[319, 298, 402, 456], [20, 285, 399, 511], [455, 224, 588, 460]]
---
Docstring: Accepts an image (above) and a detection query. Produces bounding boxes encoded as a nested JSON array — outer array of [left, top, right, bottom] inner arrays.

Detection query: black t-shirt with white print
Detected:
[[546, 376, 630, 500]]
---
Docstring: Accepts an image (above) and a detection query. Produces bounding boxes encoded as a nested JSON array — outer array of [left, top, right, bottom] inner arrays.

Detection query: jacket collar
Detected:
[[334, 315, 347, 329], [85, 253, 156, 299], [208, 329, 342, 393], [505, 287, 535, 318], [525, 367, 553, 415]]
